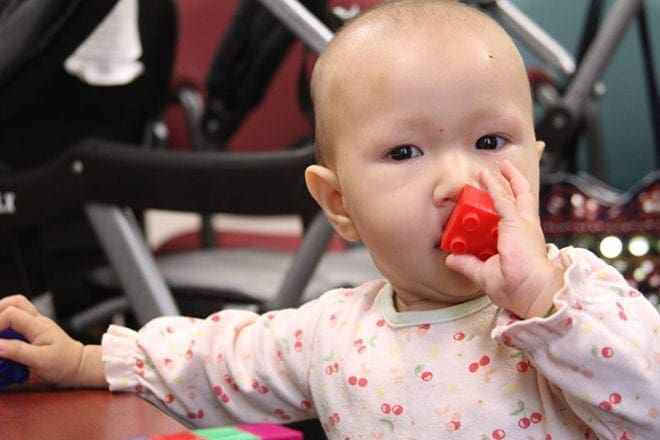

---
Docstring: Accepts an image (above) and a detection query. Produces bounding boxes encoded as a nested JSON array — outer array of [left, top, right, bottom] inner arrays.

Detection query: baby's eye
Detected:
[[387, 145, 423, 161], [475, 135, 507, 150]]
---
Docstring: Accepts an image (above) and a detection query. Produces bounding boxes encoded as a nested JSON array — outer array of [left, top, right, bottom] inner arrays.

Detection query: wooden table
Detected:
[[0, 388, 188, 439]]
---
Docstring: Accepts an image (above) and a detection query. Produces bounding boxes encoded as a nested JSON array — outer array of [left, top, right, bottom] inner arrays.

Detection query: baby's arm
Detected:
[[493, 247, 660, 438], [446, 159, 564, 319], [0, 295, 106, 388], [102, 298, 324, 427]]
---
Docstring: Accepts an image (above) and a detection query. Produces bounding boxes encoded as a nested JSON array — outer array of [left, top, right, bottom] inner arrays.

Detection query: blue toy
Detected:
[[0, 328, 30, 390]]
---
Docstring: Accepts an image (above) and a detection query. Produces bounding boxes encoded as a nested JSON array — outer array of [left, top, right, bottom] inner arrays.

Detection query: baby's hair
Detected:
[[310, 0, 506, 166]]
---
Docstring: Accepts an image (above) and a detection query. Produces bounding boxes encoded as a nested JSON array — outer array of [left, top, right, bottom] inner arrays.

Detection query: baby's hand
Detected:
[[0, 295, 105, 388], [445, 160, 564, 319]]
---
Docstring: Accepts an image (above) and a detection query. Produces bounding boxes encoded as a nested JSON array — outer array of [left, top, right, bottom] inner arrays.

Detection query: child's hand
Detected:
[[0, 295, 106, 388], [445, 160, 564, 319]]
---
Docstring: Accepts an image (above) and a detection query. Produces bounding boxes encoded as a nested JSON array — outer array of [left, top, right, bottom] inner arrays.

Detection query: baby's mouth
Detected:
[[434, 232, 446, 250], [434, 217, 452, 249]]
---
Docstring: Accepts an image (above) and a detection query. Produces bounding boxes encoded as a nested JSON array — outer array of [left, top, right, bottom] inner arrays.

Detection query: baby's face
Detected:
[[325, 18, 544, 308]]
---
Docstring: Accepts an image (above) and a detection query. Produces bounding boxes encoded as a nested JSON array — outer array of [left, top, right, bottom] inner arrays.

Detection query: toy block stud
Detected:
[[440, 184, 499, 261]]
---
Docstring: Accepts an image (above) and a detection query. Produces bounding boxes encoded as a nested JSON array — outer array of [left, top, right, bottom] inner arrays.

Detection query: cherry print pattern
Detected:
[[468, 355, 491, 373], [591, 344, 615, 359], [417, 323, 430, 336], [598, 392, 622, 411], [347, 375, 368, 387], [414, 364, 434, 382], [100, 249, 658, 439], [380, 402, 404, 431], [293, 329, 304, 352], [616, 302, 628, 321], [509, 400, 544, 431], [493, 429, 506, 439], [325, 362, 340, 375], [444, 412, 462, 432], [274, 408, 292, 421], [213, 385, 231, 403], [250, 377, 270, 394]]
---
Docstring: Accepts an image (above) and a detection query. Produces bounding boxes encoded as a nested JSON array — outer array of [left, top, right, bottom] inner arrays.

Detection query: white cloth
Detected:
[[64, 0, 143, 86]]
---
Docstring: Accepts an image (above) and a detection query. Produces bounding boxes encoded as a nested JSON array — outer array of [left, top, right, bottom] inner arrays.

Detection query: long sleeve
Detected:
[[101, 299, 327, 428], [493, 246, 660, 439], [100, 254, 659, 439]]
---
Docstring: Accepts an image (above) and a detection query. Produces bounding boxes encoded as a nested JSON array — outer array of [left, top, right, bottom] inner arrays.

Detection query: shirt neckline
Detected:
[[378, 284, 492, 328]]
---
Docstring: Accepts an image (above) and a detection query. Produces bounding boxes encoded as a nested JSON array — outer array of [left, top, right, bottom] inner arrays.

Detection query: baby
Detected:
[[1, 1, 658, 439]]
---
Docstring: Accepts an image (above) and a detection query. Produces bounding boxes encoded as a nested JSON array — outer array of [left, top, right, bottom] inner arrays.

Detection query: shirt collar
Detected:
[[378, 283, 492, 328]]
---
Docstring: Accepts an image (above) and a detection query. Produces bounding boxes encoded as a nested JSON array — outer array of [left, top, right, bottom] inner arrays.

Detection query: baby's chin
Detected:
[[436, 266, 483, 300], [445, 275, 483, 304], [395, 271, 483, 311]]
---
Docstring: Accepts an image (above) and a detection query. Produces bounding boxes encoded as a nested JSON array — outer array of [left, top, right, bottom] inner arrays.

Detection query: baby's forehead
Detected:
[[311, 1, 524, 164], [325, 5, 505, 66]]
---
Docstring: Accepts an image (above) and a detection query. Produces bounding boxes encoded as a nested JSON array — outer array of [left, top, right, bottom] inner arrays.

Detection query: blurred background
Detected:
[[0, 0, 657, 338], [510, 0, 659, 190]]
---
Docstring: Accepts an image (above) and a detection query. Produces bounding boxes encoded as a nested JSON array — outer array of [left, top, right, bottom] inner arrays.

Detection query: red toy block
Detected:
[[440, 184, 499, 261]]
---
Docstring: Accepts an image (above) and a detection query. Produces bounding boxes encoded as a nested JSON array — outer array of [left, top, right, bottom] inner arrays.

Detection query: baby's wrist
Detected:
[[72, 344, 107, 389], [522, 264, 565, 319]]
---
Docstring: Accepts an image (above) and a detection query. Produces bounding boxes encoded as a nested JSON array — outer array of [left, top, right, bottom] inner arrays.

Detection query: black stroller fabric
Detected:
[[201, 0, 341, 148], [0, 0, 176, 321]]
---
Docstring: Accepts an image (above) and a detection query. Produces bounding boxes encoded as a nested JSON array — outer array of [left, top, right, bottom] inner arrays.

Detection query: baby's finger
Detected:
[[480, 168, 518, 220], [0, 335, 39, 368], [0, 305, 48, 343], [445, 253, 485, 286], [0, 295, 40, 316], [499, 160, 536, 216]]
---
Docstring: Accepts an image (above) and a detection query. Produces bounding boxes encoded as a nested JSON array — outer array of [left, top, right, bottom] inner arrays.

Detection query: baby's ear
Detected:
[[305, 165, 361, 242], [535, 140, 546, 159]]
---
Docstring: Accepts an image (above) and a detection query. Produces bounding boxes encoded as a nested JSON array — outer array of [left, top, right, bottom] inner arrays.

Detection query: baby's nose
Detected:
[[432, 153, 481, 206]]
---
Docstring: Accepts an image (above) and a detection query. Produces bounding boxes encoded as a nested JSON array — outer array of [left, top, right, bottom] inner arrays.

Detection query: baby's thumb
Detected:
[[445, 253, 484, 285]]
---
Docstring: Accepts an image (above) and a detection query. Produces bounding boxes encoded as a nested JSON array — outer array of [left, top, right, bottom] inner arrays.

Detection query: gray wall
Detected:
[[507, 0, 659, 190]]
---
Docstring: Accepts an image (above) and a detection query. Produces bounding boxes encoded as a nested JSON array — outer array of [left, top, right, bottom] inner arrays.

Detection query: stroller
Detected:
[[0, 0, 383, 336]]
